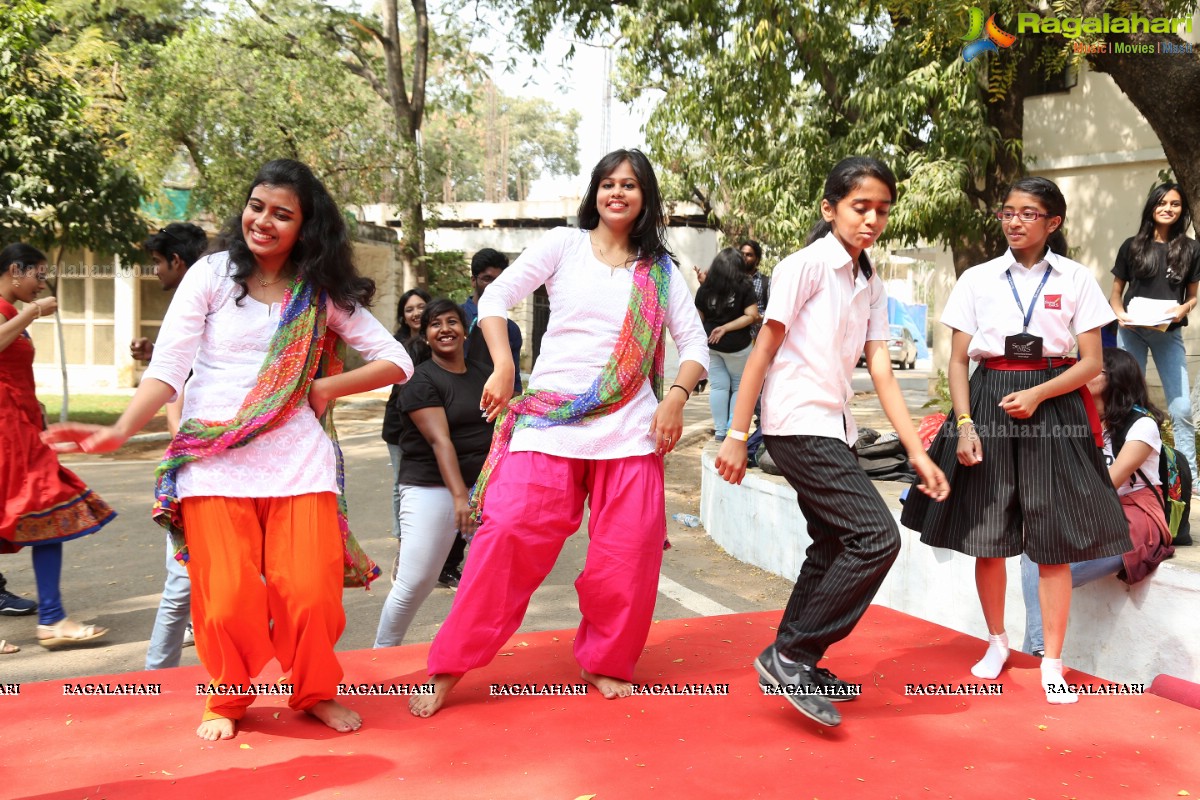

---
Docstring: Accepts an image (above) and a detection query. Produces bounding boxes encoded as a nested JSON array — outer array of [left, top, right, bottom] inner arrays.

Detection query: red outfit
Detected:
[[0, 298, 114, 551], [1119, 488, 1174, 585]]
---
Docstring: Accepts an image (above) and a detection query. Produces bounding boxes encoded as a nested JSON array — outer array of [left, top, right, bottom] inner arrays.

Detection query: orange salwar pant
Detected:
[[181, 493, 345, 722]]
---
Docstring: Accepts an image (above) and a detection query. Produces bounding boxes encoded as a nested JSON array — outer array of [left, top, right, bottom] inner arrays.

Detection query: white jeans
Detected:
[[373, 483, 458, 648]]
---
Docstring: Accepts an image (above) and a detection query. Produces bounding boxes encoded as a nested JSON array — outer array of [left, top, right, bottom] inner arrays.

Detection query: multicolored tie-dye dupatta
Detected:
[[469, 251, 672, 523], [151, 277, 381, 589]]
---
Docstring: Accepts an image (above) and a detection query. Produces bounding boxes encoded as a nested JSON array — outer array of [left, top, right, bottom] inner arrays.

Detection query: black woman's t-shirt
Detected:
[[396, 359, 493, 487], [1113, 237, 1200, 330]]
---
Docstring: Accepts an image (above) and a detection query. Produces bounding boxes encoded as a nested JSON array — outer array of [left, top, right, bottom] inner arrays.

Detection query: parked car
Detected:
[[888, 324, 917, 370]]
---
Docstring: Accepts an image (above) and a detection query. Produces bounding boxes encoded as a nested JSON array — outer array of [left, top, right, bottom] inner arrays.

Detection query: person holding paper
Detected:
[[1110, 182, 1200, 477]]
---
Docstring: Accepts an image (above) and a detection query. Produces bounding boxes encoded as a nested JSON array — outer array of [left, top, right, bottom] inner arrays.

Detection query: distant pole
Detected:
[[602, 47, 612, 152]]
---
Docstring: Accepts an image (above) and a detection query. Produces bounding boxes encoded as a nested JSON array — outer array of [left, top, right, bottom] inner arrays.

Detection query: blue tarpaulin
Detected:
[[887, 297, 929, 359]]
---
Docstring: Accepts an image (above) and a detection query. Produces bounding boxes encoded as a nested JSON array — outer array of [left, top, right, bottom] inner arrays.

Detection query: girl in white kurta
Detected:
[[46, 159, 411, 740], [410, 149, 709, 717]]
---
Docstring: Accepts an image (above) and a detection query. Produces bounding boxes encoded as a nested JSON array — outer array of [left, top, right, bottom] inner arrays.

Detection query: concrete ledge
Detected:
[[699, 446, 1200, 685]]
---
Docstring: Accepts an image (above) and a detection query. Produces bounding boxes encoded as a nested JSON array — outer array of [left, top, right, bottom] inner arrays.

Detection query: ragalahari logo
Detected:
[[961, 8, 1017, 62]]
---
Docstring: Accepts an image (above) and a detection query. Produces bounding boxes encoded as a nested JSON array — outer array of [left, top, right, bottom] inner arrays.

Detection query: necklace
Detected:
[[254, 270, 285, 287], [589, 231, 633, 273]]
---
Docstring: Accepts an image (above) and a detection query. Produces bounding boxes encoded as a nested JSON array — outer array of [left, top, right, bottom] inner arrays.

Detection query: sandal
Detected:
[[0, 639, 18, 654], [37, 618, 108, 648]]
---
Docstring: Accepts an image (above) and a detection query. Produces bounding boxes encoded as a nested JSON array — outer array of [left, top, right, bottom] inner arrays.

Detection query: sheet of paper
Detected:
[[1125, 296, 1176, 327]]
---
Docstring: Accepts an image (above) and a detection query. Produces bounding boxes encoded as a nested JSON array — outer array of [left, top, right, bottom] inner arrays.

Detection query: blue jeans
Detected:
[[145, 536, 192, 669], [708, 345, 752, 439], [1119, 326, 1197, 475], [388, 442, 403, 540], [1020, 552, 1124, 653]]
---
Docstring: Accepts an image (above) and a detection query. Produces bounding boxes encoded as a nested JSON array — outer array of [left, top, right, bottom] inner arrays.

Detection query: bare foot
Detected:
[[409, 674, 461, 718], [196, 717, 236, 741], [581, 669, 633, 699], [306, 699, 362, 732]]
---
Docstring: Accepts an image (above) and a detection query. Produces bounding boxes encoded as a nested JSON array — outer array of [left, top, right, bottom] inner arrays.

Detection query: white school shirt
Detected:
[[1102, 416, 1162, 497], [143, 252, 413, 499], [941, 249, 1115, 359], [477, 227, 709, 459], [760, 232, 889, 445]]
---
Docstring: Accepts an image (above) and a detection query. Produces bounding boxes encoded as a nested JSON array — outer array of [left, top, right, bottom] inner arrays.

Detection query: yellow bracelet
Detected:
[[956, 415, 973, 428]]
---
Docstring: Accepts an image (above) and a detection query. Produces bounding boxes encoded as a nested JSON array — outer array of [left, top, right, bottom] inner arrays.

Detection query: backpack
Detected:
[[1112, 408, 1192, 545]]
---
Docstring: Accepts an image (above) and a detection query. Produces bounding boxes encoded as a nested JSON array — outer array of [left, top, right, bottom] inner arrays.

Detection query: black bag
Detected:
[[854, 429, 915, 483]]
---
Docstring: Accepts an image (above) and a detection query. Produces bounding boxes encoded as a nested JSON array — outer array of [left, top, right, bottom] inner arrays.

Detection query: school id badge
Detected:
[[1004, 332, 1043, 361]]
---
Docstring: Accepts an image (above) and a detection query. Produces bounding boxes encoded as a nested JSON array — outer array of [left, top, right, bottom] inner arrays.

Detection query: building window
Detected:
[[32, 249, 116, 365]]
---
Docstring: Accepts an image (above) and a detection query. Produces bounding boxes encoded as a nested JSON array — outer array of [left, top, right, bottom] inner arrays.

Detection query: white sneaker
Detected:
[[182, 623, 195, 647]]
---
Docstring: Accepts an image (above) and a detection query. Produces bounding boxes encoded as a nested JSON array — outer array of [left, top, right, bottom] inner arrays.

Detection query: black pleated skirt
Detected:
[[900, 363, 1130, 564]]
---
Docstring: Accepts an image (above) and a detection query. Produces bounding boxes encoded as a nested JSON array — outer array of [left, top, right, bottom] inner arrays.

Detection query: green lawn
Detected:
[[38, 393, 137, 426]]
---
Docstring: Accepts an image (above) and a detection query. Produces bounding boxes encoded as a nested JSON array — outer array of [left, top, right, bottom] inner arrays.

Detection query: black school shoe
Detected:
[[0, 590, 37, 616], [758, 665, 859, 702], [812, 666, 859, 702], [754, 644, 842, 727]]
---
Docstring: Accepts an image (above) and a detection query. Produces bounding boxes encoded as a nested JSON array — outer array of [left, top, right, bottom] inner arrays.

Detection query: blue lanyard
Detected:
[[1005, 265, 1052, 333]]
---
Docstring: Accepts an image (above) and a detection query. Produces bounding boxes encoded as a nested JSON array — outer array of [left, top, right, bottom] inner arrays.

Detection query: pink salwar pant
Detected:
[[428, 450, 666, 681]]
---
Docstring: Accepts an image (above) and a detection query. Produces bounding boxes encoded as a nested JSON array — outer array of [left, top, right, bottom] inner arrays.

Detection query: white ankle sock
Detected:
[[1041, 657, 1078, 704], [971, 632, 1009, 679]]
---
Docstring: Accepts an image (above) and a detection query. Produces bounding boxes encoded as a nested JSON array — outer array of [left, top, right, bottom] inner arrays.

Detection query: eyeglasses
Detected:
[[995, 210, 1055, 223]]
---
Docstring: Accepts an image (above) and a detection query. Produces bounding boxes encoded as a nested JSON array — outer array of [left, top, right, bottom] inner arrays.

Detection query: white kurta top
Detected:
[[143, 252, 412, 498], [477, 227, 709, 459]]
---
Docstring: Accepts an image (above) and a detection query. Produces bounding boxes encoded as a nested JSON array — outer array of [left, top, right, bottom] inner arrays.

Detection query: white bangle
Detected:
[[726, 429, 750, 442]]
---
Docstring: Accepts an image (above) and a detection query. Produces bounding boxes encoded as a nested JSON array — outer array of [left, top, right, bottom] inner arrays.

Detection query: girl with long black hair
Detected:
[[410, 149, 709, 717], [1109, 182, 1200, 476], [694, 246, 760, 441], [45, 159, 412, 740]]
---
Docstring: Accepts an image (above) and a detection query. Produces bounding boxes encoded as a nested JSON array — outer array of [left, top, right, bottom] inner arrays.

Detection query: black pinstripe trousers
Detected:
[[764, 434, 901, 665]]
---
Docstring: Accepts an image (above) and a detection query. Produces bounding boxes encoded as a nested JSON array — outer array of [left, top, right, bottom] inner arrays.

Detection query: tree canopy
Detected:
[[0, 0, 146, 263], [511, 0, 1199, 274], [118, 0, 579, 276], [123, 10, 402, 219], [425, 80, 580, 203]]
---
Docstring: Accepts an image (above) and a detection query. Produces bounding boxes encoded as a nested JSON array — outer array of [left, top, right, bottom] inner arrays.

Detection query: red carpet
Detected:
[[4, 606, 1196, 799]]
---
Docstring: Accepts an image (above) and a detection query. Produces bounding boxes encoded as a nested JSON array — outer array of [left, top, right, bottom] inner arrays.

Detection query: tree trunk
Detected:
[[393, 138, 427, 289], [380, 0, 429, 288], [1083, 1, 1200, 215]]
